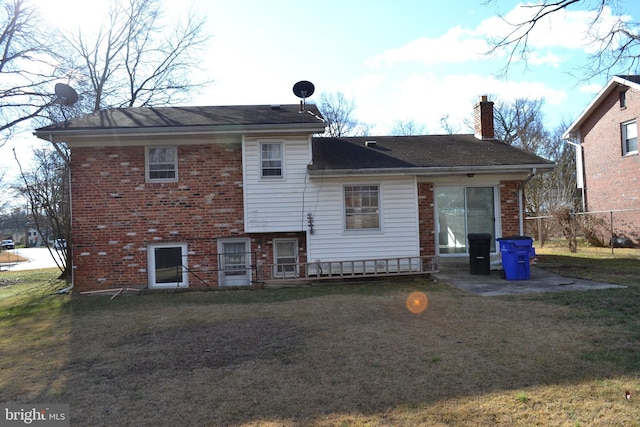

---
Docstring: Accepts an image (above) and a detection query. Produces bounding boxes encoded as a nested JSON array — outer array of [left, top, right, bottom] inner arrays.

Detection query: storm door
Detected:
[[218, 238, 251, 286], [274, 239, 298, 278]]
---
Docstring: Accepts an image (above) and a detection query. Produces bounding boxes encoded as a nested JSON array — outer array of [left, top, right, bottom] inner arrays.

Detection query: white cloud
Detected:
[[367, 3, 632, 70], [352, 73, 567, 135], [478, 3, 631, 55], [578, 83, 603, 94], [366, 26, 490, 67]]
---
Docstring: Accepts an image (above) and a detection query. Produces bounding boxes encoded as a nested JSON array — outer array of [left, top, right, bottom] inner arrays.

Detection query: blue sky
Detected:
[[183, 0, 636, 134], [4, 0, 639, 175]]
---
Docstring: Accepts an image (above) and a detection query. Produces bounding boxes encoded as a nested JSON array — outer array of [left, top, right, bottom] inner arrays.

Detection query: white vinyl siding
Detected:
[[305, 176, 420, 263], [243, 137, 312, 232]]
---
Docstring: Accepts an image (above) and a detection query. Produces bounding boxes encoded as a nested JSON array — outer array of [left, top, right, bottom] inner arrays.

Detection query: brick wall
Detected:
[[252, 232, 307, 281], [580, 86, 640, 242], [417, 182, 436, 257], [71, 143, 245, 292], [500, 180, 520, 237]]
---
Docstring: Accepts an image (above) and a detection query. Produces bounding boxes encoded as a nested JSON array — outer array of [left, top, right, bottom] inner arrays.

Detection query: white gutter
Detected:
[[34, 122, 326, 142], [308, 163, 555, 178]]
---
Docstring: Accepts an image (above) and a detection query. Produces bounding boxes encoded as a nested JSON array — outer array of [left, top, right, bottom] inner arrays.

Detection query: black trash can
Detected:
[[467, 233, 492, 275]]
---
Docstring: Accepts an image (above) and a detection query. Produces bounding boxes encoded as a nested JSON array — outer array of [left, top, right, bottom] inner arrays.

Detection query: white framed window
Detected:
[[260, 142, 283, 178], [344, 184, 380, 230], [622, 120, 638, 155], [146, 146, 178, 181], [148, 243, 188, 288], [274, 239, 298, 278]]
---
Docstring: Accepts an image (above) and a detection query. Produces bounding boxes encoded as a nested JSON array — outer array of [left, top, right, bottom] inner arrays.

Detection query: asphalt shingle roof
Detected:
[[310, 135, 554, 170], [37, 104, 324, 131]]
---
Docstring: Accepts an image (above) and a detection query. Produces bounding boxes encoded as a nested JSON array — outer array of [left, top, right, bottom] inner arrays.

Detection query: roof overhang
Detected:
[[562, 76, 640, 141], [307, 163, 556, 178], [34, 122, 327, 144]]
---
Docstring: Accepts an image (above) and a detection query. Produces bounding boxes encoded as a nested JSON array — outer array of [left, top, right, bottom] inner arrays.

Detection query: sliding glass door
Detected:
[[436, 186, 496, 254]]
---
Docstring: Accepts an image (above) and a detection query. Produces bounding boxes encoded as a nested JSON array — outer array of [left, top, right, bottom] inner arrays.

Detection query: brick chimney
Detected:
[[474, 95, 494, 140]]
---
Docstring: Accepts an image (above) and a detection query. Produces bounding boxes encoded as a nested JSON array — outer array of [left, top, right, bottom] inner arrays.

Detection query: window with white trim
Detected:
[[260, 142, 283, 177], [622, 120, 638, 155], [344, 185, 380, 230], [146, 146, 178, 181]]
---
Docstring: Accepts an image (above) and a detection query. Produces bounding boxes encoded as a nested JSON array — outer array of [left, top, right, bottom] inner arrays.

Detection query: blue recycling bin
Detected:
[[496, 236, 535, 280]]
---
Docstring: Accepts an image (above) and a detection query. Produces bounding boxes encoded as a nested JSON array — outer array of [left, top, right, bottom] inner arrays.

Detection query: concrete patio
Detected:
[[432, 264, 626, 296]]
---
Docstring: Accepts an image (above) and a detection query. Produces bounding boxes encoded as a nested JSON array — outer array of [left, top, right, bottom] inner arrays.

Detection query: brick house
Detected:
[[564, 75, 640, 244], [34, 97, 554, 292]]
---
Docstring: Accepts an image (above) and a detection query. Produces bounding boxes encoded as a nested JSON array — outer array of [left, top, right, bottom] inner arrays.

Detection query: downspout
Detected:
[[564, 139, 586, 213], [518, 168, 536, 236]]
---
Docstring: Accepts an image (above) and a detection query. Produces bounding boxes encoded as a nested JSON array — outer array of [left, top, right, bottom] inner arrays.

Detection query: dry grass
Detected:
[[0, 251, 28, 263], [1, 265, 640, 426]]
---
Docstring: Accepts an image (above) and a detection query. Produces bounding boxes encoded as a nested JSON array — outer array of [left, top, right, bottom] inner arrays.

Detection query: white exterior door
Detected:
[[218, 238, 251, 286], [274, 239, 298, 278]]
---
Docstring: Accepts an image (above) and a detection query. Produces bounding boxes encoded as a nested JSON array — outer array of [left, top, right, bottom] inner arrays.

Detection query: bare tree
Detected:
[[0, 0, 60, 143], [439, 114, 457, 134], [511, 117, 581, 250], [317, 92, 371, 137], [14, 0, 211, 280], [487, 0, 640, 79], [13, 145, 70, 277], [494, 97, 548, 154], [493, 97, 581, 249], [59, 0, 210, 113], [390, 119, 427, 136]]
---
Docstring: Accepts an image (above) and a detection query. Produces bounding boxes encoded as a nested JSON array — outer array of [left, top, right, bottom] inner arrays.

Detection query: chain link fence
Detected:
[[525, 208, 640, 253]]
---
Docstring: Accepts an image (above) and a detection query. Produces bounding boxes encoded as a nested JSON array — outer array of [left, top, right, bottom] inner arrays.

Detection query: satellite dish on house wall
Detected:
[[55, 83, 79, 106], [293, 80, 315, 112]]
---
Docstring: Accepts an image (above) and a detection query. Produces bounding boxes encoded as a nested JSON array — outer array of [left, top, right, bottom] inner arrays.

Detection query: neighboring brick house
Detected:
[[564, 75, 640, 244], [34, 97, 555, 293]]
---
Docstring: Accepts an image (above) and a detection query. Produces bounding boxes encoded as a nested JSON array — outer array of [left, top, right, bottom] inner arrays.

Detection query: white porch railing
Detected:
[[257, 255, 437, 284]]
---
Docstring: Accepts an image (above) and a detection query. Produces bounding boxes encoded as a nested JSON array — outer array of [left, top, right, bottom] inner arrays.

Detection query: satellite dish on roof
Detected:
[[293, 80, 315, 112], [293, 80, 315, 98], [55, 83, 79, 106]]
